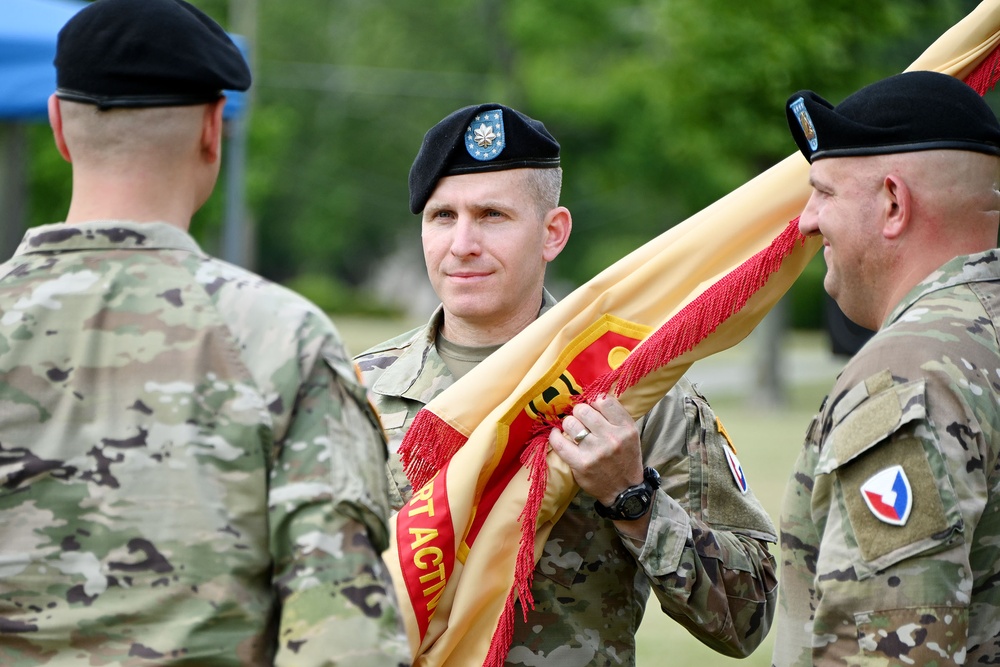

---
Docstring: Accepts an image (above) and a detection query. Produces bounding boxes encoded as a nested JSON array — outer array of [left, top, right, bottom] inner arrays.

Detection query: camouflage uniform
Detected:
[[773, 250, 1000, 665], [356, 292, 778, 666], [0, 221, 408, 666]]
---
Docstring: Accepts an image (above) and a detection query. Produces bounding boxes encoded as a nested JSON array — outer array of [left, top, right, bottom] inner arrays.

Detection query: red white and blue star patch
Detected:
[[860, 465, 912, 526]]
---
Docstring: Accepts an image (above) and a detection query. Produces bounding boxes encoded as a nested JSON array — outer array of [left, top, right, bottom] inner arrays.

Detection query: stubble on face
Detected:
[[810, 158, 888, 329]]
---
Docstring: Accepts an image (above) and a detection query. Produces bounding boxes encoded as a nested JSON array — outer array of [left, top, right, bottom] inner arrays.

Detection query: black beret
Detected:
[[408, 103, 560, 214], [786, 70, 1000, 163], [55, 0, 251, 110]]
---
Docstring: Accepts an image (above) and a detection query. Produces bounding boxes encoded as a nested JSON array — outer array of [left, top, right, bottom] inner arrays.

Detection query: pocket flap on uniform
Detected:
[[378, 408, 408, 431], [817, 378, 926, 475]]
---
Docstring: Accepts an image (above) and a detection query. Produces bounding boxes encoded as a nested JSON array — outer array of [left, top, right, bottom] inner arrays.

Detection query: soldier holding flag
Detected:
[[356, 103, 778, 665]]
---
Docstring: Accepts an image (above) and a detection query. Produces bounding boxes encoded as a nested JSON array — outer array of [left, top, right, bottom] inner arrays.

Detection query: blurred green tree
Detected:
[[25, 0, 977, 313]]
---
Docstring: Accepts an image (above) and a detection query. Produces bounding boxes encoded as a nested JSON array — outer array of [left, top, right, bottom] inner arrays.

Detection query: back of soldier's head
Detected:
[[58, 101, 209, 166], [55, 0, 250, 167]]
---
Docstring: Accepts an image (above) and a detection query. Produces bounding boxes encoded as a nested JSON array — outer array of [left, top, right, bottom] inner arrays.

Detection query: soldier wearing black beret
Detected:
[[0, 0, 410, 663], [775, 70, 1000, 665], [355, 101, 779, 664]]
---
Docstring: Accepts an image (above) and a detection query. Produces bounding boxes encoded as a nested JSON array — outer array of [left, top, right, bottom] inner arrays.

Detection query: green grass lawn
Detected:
[[337, 315, 841, 666]]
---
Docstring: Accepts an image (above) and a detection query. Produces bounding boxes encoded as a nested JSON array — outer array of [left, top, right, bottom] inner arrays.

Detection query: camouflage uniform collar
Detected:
[[15, 221, 204, 257], [368, 289, 557, 400], [884, 248, 1000, 328], [368, 304, 447, 400]]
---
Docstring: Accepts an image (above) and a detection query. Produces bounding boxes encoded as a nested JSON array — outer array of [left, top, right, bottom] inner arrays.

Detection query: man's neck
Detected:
[[440, 298, 545, 347], [64, 169, 196, 230], [435, 333, 502, 381]]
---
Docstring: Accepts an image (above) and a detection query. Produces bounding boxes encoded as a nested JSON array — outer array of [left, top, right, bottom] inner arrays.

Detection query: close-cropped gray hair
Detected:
[[523, 167, 563, 217]]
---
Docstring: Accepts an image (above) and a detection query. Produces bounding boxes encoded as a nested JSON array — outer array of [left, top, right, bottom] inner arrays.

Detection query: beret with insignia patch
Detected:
[[408, 103, 560, 214], [55, 0, 251, 110], [786, 70, 1000, 163]]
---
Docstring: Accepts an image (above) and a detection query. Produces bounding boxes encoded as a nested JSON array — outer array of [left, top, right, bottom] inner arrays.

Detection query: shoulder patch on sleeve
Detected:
[[838, 435, 950, 565], [699, 408, 776, 541], [821, 375, 962, 573], [716, 417, 749, 494]]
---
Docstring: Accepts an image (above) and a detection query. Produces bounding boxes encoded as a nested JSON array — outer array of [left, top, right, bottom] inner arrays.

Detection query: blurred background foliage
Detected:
[[24, 0, 981, 325]]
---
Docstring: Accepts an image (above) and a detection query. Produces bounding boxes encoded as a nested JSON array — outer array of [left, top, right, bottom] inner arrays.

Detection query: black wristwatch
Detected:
[[594, 467, 661, 521]]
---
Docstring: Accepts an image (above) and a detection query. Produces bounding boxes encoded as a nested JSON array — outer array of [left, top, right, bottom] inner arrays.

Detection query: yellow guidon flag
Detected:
[[386, 2, 1000, 664]]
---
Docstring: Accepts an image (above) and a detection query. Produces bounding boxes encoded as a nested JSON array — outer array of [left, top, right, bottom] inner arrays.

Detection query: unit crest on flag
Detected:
[[465, 109, 506, 161], [525, 370, 582, 422], [860, 464, 912, 526]]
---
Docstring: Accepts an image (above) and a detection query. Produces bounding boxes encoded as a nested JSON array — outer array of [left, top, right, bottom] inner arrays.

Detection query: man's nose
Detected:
[[798, 196, 821, 237], [450, 218, 482, 256]]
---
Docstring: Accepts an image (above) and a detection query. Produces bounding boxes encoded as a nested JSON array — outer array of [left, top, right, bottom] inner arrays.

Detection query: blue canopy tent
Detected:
[[0, 0, 251, 263], [0, 0, 86, 120]]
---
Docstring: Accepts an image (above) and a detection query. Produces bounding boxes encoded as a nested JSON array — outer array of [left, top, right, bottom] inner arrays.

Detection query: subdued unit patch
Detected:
[[839, 436, 949, 563]]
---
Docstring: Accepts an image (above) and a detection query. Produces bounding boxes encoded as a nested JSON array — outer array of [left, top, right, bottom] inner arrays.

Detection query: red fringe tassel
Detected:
[[484, 434, 551, 667], [963, 43, 1000, 95], [400, 409, 468, 492], [588, 220, 805, 402]]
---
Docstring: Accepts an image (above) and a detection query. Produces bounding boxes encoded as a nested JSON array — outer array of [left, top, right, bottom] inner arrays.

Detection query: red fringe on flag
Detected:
[[963, 44, 1000, 95], [400, 409, 468, 492], [588, 220, 805, 402]]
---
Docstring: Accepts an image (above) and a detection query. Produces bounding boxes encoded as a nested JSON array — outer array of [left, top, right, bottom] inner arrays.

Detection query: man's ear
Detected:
[[542, 206, 572, 262], [200, 97, 226, 163], [882, 173, 911, 240], [48, 95, 72, 163]]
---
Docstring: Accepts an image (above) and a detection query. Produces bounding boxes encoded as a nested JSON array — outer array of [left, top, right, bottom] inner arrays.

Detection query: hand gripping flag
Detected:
[[386, 3, 1000, 664]]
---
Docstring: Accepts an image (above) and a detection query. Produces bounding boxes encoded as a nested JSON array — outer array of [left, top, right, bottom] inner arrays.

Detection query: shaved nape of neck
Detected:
[[59, 101, 204, 165]]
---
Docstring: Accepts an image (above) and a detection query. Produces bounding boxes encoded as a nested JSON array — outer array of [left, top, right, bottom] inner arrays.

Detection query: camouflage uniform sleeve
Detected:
[[627, 380, 778, 657], [269, 323, 409, 666], [781, 364, 977, 665]]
